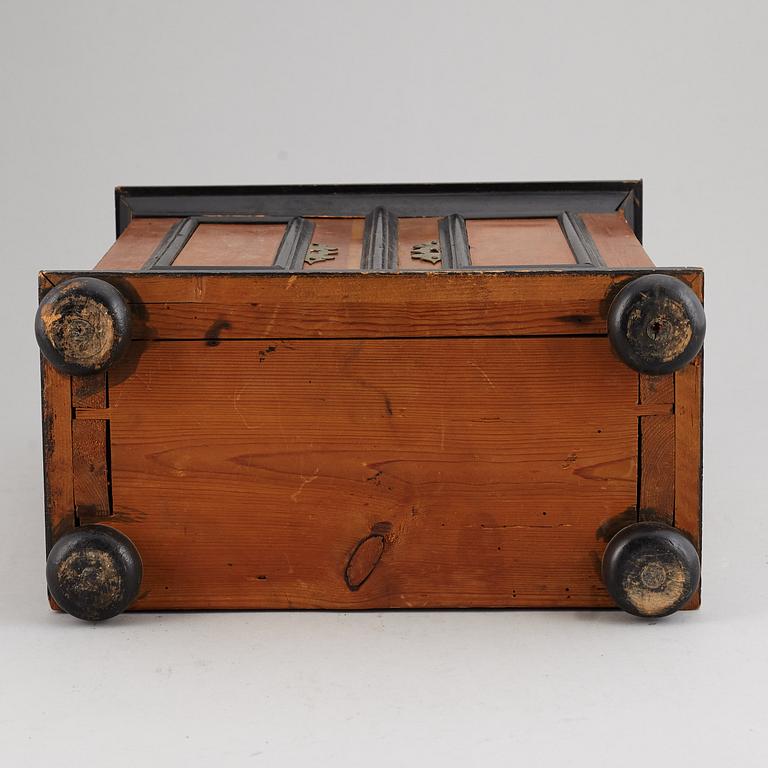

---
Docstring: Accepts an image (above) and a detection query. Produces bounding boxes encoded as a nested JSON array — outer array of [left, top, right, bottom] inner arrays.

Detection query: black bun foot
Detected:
[[601, 522, 700, 618], [35, 277, 131, 375], [607, 274, 705, 374], [46, 526, 143, 621]]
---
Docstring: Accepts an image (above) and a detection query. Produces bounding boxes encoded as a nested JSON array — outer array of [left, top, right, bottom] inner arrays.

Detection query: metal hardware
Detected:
[[410, 240, 441, 264], [305, 243, 338, 265]]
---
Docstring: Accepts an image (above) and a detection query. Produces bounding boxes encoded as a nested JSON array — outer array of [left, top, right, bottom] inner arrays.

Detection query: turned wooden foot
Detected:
[[35, 277, 131, 375], [601, 522, 700, 618], [46, 526, 143, 621], [607, 274, 705, 374]]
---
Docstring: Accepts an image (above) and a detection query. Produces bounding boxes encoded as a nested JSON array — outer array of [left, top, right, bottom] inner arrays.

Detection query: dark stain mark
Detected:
[[595, 506, 638, 542], [258, 344, 278, 364], [371, 521, 392, 536], [366, 470, 383, 485], [637, 507, 669, 524], [257, 575, 267, 580], [383, 394, 393, 416], [75, 503, 102, 519], [109, 278, 149, 326], [600, 279, 631, 319], [557, 314, 594, 325], [205, 319, 231, 346]]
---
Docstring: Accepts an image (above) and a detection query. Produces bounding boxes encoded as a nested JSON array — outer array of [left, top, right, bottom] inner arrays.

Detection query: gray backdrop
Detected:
[[1, 1, 766, 765]]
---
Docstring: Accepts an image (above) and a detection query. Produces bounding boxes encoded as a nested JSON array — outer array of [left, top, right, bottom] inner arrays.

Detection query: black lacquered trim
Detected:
[[560, 212, 605, 267], [361, 207, 398, 270], [142, 218, 198, 269], [438, 214, 471, 269], [273, 217, 315, 270], [144, 215, 299, 270], [116, 181, 643, 240]]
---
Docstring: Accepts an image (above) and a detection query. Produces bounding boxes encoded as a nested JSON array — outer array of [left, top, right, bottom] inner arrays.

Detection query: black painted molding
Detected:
[[438, 214, 471, 269], [361, 207, 398, 271], [560, 212, 606, 267], [142, 218, 198, 269], [273, 217, 315, 270], [116, 181, 643, 241]]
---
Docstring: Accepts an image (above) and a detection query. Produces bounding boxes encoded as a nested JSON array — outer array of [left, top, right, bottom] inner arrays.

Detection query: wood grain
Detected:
[[465, 218, 576, 266], [46, 269, 702, 304], [639, 374, 674, 404], [41, 270, 703, 341], [638, 373, 676, 526], [105, 337, 640, 609], [581, 212, 654, 268], [639, 414, 675, 524], [674, 353, 703, 609], [95, 218, 179, 270], [72, 373, 107, 408], [72, 419, 110, 520], [174, 223, 285, 267], [41, 359, 74, 550], [674, 357, 703, 546]]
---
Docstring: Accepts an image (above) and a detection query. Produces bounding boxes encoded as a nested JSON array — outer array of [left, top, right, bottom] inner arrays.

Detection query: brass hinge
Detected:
[[410, 240, 441, 264], [305, 243, 339, 265]]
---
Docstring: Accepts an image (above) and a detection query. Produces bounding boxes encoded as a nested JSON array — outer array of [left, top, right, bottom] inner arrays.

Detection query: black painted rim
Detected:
[[35, 277, 132, 375], [46, 525, 143, 621], [607, 274, 705, 375]]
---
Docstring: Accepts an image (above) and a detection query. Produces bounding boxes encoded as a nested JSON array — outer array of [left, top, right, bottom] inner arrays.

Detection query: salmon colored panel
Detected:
[[95, 218, 180, 270], [581, 212, 654, 267], [397, 218, 441, 271], [303, 218, 364, 270], [466, 218, 576, 266], [173, 223, 286, 267]]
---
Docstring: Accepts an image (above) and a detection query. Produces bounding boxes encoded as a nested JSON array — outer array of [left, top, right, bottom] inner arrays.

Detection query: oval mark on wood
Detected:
[[345, 533, 386, 591]]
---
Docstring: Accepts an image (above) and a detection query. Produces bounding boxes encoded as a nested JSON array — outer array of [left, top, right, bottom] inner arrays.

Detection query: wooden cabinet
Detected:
[[36, 181, 704, 621]]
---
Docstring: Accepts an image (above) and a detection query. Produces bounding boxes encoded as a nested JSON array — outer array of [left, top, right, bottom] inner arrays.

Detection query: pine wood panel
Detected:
[[174, 223, 285, 267], [674, 354, 703, 609], [105, 337, 640, 609], [638, 415, 675, 524], [42, 270, 703, 340], [640, 373, 674, 405], [581, 212, 654, 268], [95, 218, 178, 270], [45, 270, 701, 305], [71, 373, 107, 408], [72, 419, 110, 520], [638, 373, 675, 524], [465, 218, 576, 266], [40, 359, 74, 549]]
